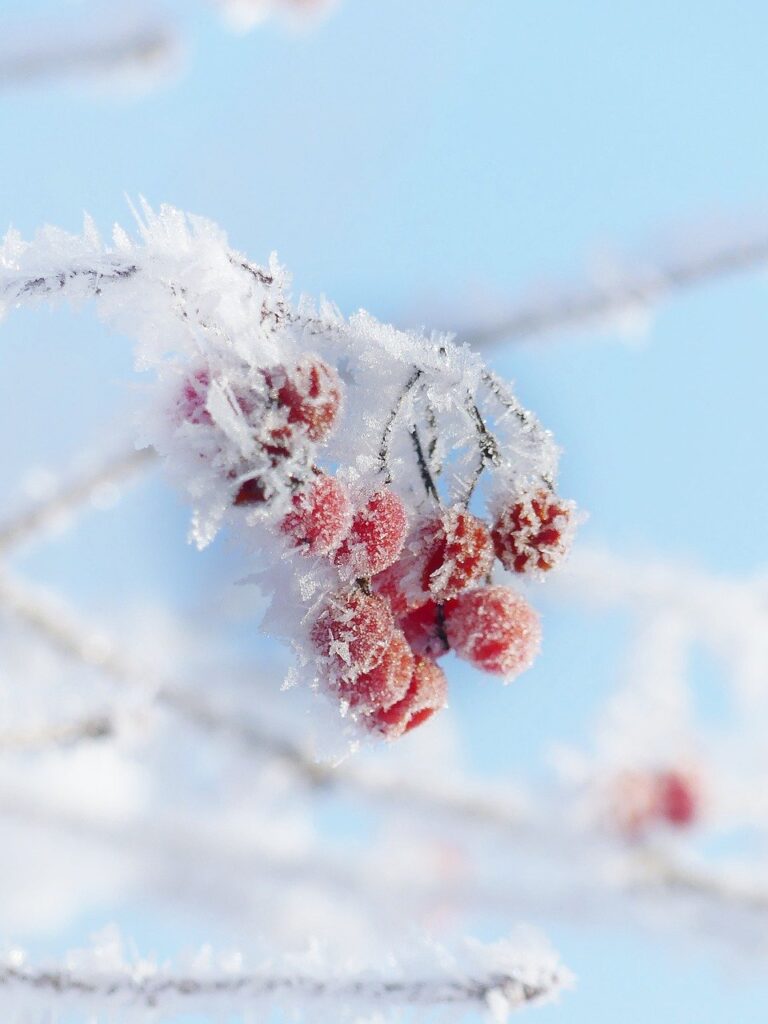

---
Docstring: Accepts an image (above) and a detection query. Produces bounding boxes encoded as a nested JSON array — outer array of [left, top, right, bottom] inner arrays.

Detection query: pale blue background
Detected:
[[0, 1, 767, 1020]]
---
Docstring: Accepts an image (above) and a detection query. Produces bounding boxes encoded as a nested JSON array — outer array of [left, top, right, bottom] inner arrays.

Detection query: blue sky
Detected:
[[1, 1, 767, 1020]]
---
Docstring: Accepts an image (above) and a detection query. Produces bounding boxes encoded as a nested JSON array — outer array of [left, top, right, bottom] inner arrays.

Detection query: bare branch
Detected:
[[0, 446, 156, 555], [461, 235, 768, 347]]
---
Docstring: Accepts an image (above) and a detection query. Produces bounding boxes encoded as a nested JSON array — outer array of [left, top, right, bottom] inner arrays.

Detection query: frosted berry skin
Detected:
[[371, 556, 426, 617], [656, 770, 698, 827], [398, 600, 449, 659], [444, 585, 541, 678], [233, 477, 268, 506], [177, 368, 213, 426], [491, 490, 572, 575], [419, 507, 494, 601], [266, 356, 342, 443], [372, 657, 449, 738], [338, 629, 414, 713], [334, 489, 409, 579], [280, 474, 353, 556], [311, 589, 394, 680]]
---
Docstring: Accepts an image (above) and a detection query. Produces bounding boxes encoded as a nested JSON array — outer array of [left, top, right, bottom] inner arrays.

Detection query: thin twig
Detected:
[[0, 24, 177, 90], [0, 715, 112, 752], [379, 367, 423, 483], [409, 426, 441, 502], [461, 235, 768, 347]]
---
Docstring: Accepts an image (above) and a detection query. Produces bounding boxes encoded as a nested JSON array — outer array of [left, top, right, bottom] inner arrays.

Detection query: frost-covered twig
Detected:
[[625, 847, 768, 913], [0, 715, 112, 752], [0, 20, 179, 92], [461, 234, 768, 346], [0, 934, 569, 1019], [0, 446, 155, 555]]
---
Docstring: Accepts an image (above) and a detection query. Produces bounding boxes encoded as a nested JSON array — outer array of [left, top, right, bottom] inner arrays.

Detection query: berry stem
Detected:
[[463, 397, 502, 504], [409, 425, 441, 503], [378, 366, 423, 483], [482, 371, 555, 489]]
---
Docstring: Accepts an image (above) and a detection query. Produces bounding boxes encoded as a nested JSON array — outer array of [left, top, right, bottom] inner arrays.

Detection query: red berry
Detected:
[[177, 368, 213, 426], [280, 474, 353, 556], [338, 629, 414, 714], [267, 356, 342, 443], [233, 477, 268, 505], [444, 585, 540, 678], [398, 600, 449, 659], [655, 770, 698, 827], [311, 589, 394, 680], [372, 657, 448, 739], [492, 490, 572, 575], [419, 507, 494, 601], [371, 556, 426, 617], [334, 489, 408, 579]]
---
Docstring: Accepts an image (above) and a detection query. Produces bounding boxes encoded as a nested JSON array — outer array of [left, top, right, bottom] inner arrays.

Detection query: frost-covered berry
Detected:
[[398, 600, 449, 659], [177, 368, 213, 426], [338, 629, 414, 714], [373, 657, 448, 739], [611, 768, 699, 836], [280, 474, 353, 556], [371, 555, 426, 617], [491, 490, 572, 575], [311, 588, 394, 679], [233, 477, 268, 506], [266, 356, 342, 443], [419, 507, 494, 601], [656, 770, 698, 827], [444, 585, 540, 678], [334, 489, 408, 579]]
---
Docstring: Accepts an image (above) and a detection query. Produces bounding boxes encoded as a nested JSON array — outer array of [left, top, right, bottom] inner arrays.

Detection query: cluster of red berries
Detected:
[[612, 768, 700, 838], [177, 355, 573, 740], [177, 355, 343, 508], [311, 492, 572, 738]]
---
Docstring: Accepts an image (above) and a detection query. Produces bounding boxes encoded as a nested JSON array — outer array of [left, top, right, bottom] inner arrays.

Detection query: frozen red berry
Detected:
[[177, 368, 213, 426], [338, 629, 414, 714], [233, 477, 268, 505], [492, 490, 572, 575], [371, 556, 426, 617], [280, 474, 353, 556], [311, 589, 394, 679], [266, 356, 342, 443], [444, 585, 540, 678], [398, 600, 449, 659], [334, 489, 408, 579], [372, 657, 448, 738], [419, 507, 494, 601], [655, 770, 698, 827], [611, 768, 699, 837]]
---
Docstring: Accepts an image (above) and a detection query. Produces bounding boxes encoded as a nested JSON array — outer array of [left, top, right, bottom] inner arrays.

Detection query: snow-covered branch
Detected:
[[460, 233, 768, 347], [0, 933, 569, 1020]]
